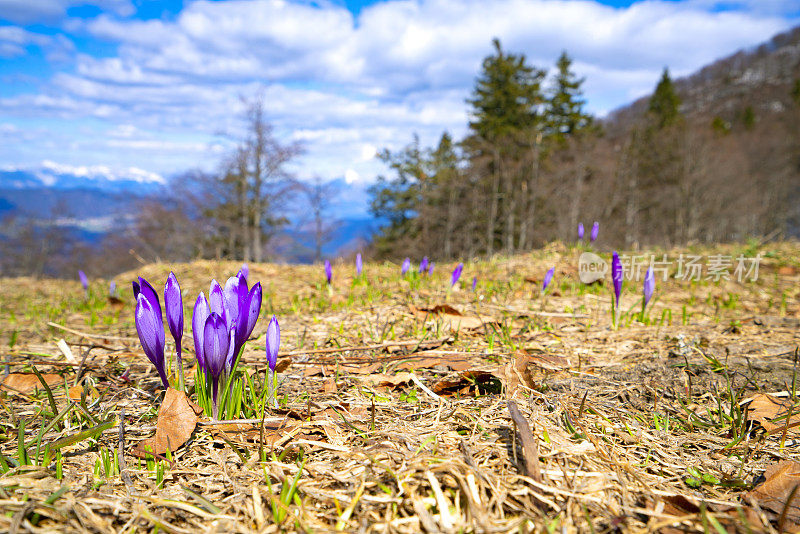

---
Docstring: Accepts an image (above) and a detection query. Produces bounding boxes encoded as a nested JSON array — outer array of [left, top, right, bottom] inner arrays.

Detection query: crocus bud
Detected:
[[578, 223, 585, 241], [135, 292, 169, 389], [591, 221, 599, 242], [612, 251, 623, 308], [356, 253, 362, 276], [644, 267, 655, 308], [324, 260, 332, 284], [401, 258, 410, 275], [542, 267, 554, 293], [419, 256, 429, 274], [472, 277, 478, 291], [266, 315, 280, 372], [192, 292, 210, 371], [164, 272, 183, 350], [451, 263, 463, 287], [78, 270, 88, 291]]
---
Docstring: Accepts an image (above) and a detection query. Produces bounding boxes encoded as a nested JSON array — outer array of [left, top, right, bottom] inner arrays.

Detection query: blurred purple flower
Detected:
[[591, 221, 599, 242], [472, 276, 478, 291], [109, 281, 116, 296], [265, 315, 280, 372], [451, 263, 463, 287], [428, 262, 434, 275], [419, 256, 429, 274], [78, 270, 88, 292], [542, 267, 554, 293], [612, 251, 623, 309], [356, 253, 362, 276], [324, 260, 332, 284], [644, 267, 655, 309], [577, 223, 585, 241], [134, 276, 169, 389], [401, 257, 411, 275]]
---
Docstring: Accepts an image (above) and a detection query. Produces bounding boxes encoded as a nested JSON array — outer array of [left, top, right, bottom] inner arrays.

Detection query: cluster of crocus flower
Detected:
[[419, 256, 429, 274], [192, 270, 262, 419], [133, 275, 179, 391]]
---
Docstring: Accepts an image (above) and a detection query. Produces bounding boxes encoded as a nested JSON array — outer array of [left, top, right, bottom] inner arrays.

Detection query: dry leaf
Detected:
[[362, 372, 414, 388], [210, 420, 299, 447], [1, 373, 62, 394], [745, 394, 800, 434], [778, 266, 798, 276], [746, 460, 800, 525], [432, 370, 499, 395], [132, 388, 203, 458], [505, 350, 537, 395], [303, 362, 381, 377], [394, 355, 473, 372], [323, 377, 338, 393], [409, 304, 491, 332]]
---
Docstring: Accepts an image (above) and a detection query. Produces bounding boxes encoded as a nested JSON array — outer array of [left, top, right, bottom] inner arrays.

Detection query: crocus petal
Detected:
[[164, 272, 183, 347], [231, 282, 262, 367], [138, 277, 162, 322], [419, 256, 429, 273], [428, 262, 434, 275], [578, 223, 584, 240], [223, 275, 247, 328], [192, 292, 210, 371], [203, 312, 230, 379], [644, 267, 655, 307], [591, 221, 599, 242], [109, 281, 116, 296], [324, 260, 332, 284], [401, 258, 410, 275], [266, 315, 280, 371], [135, 293, 168, 388], [240, 263, 249, 281], [78, 270, 88, 290], [612, 252, 623, 306], [132, 280, 140, 300], [208, 280, 227, 325], [472, 277, 478, 291], [356, 253, 362, 276]]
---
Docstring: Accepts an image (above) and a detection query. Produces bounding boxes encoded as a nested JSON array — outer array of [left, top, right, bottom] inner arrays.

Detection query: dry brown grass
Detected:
[[1, 242, 799, 532]]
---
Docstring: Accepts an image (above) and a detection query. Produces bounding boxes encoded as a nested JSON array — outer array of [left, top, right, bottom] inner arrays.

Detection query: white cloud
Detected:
[[1, 0, 798, 185]]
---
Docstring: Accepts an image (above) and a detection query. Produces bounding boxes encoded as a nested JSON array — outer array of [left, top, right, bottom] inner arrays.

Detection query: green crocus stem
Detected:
[[640, 298, 646, 323], [272, 370, 279, 408], [267, 368, 275, 409], [327, 283, 333, 297], [176, 342, 184, 393], [212, 377, 219, 420]]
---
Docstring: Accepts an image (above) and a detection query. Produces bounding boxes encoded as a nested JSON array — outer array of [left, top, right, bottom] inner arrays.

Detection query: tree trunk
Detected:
[[486, 150, 500, 257]]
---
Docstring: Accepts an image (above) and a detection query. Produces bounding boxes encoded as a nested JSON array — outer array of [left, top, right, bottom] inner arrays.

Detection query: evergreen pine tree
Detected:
[[546, 51, 592, 143], [648, 68, 681, 129]]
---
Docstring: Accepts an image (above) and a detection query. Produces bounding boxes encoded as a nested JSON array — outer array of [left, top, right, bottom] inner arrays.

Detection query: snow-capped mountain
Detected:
[[0, 161, 165, 193]]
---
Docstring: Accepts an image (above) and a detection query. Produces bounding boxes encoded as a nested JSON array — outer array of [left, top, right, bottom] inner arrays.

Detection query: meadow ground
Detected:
[[1, 241, 800, 533]]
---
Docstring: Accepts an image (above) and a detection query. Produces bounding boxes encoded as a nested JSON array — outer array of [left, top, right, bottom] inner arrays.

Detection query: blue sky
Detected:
[[1, 0, 798, 187]]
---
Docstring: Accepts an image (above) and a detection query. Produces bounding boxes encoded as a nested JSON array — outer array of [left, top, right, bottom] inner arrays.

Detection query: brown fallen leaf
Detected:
[[362, 372, 415, 388], [394, 355, 473, 372], [432, 370, 499, 395], [323, 377, 338, 393], [409, 304, 491, 332], [1, 373, 62, 394], [745, 394, 800, 434], [746, 460, 800, 526], [303, 362, 381, 377], [778, 266, 798, 276], [505, 350, 537, 395], [132, 388, 204, 458]]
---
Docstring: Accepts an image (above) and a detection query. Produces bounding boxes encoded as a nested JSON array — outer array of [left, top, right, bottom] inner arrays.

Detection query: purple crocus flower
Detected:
[[134, 277, 169, 389], [472, 276, 478, 292], [542, 267, 554, 294], [451, 263, 463, 287], [324, 260, 332, 285], [401, 257, 411, 276], [78, 270, 88, 292], [643, 267, 655, 309], [578, 223, 585, 241], [591, 221, 599, 242], [203, 312, 234, 419], [419, 256, 429, 274], [192, 273, 262, 373], [109, 281, 116, 296], [164, 272, 184, 389], [612, 251, 623, 311], [356, 253, 362, 277], [266, 315, 280, 372], [428, 262, 434, 276]]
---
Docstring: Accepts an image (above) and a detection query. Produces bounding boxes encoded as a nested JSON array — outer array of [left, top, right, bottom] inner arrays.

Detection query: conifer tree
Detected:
[[546, 51, 592, 143], [648, 68, 681, 129]]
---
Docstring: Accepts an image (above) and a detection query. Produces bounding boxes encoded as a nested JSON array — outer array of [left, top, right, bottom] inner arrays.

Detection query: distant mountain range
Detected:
[[0, 162, 376, 261]]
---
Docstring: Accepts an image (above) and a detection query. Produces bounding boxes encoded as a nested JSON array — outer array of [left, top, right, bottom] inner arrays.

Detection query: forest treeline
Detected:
[[368, 38, 800, 260]]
